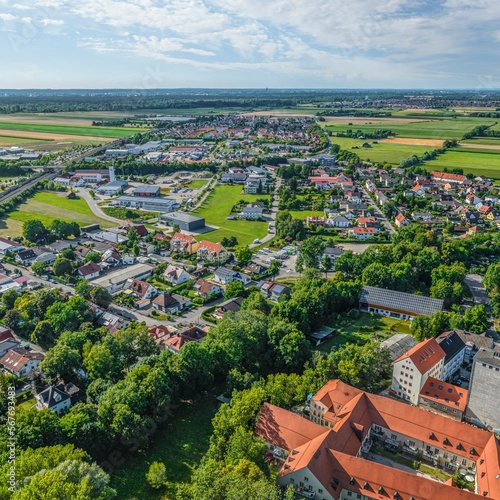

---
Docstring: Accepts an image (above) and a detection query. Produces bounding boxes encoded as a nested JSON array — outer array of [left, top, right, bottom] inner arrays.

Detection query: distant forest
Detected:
[[1, 88, 500, 114]]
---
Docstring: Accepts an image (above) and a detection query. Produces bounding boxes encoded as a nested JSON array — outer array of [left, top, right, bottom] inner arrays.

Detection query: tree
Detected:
[[53, 257, 73, 277], [132, 244, 140, 257], [146, 461, 167, 489], [321, 255, 332, 276], [40, 344, 81, 383], [484, 263, 500, 293], [224, 281, 245, 300], [32, 261, 48, 276], [83, 343, 122, 381], [22, 219, 47, 243], [299, 236, 325, 269], [84, 251, 101, 264], [90, 286, 113, 308], [463, 305, 490, 334], [2, 288, 19, 310], [75, 279, 92, 299], [234, 246, 252, 265], [31, 320, 56, 346], [267, 259, 281, 277], [3, 309, 22, 332]]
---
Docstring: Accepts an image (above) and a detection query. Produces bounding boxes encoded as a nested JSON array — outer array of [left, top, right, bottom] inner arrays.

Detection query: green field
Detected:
[[424, 149, 500, 179], [0, 121, 142, 138], [192, 185, 270, 246], [316, 313, 411, 352], [330, 137, 432, 164], [0, 191, 114, 237], [186, 179, 210, 189], [325, 117, 499, 140], [111, 394, 219, 500]]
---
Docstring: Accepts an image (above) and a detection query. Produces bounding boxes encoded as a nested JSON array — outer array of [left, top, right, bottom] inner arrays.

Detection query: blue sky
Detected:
[[0, 0, 499, 89]]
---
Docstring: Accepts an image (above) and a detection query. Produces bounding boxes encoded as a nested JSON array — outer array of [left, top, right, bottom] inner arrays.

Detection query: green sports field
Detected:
[[0, 191, 113, 237], [192, 185, 270, 246]]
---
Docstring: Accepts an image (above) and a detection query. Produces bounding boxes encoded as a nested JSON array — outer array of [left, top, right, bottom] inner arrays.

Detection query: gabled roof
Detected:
[[419, 376, 468, 412], [194, 278, 217, 294], [152, 292, 179, 308], [171, 232, 197, 244], [164, 264, 187, 280], [437, 330, 466, 363], [198, 240, 224, 254], [37, 383, 77, 408], [78, 261, 100, 276], [360, 286, 444, 317], [395, 338, 446, 374], [0, 348, 44, 371]]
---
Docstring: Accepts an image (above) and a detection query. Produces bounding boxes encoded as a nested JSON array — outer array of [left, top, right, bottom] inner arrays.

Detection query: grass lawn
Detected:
[[192, 185, 270, 246], [110, 393, 220, 500], [16, 396, 36, 412], [424, 149, 500, 179], [0, 191, 114, 237], [186, 179, 210, 189], [316, 312, 411, 352], [0, 121, 143, 138]]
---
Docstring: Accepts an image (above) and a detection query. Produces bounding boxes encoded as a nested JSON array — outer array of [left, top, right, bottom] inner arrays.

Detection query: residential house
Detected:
[[77, 261, 101, 280], [348, 226, 376, 240], [127, 279, 157, 299], [101, 249, 122, 266], [148, 324, 178, 349], [193, 279, 222, 299], [170, 232, 199, 254], [391, 338, 446, 405], [122, 253, 135, 265], [163, 326, 208, 354], [152, 293, 182, 314], [213, 267, 251, 285], [36, 383, 81, 414], [306, 216, 325, 227], [163, 265, 191, 285], [197, 241, 227, 263], [74, 245, 91, 261], [238, 206, 264, 220], [215, 296, 244, 318], [33, 251, 57, 266], [0, 338, 21, 358], [412, 211, 433, 221], [0, 348, 44, 377], [321, 247, 344, 268], [395, 213, 408, 227], [15, 249, 37, 266], [258, 280, 290, 302]]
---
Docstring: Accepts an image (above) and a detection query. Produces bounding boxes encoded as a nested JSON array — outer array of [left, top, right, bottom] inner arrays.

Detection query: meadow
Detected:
[[110, 393, 219, 500], [192, 185, 270, 246], [0, 191, 113, 237]]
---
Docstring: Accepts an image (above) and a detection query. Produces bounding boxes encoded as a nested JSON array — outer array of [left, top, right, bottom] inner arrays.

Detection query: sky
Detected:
[[0, 0, 500, 89]]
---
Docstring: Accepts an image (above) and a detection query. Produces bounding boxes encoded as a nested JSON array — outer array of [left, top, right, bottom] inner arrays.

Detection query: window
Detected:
[[444, 452, 448, 459], [391, 434, 397, 441], [304, 477, 309, 482], [318, 489, 323, 494], [290, 479, 294, 484], [347, 493, 352, 497], [462, 459, 467, 466], [409, 441, 416, 448]]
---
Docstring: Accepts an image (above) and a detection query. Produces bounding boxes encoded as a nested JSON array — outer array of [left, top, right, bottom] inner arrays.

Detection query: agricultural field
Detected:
[[324, 116, 499, 140], [192, 185, 270, 246], [186, 179, 210, 189], [0, 113, 146, 151], [424, 149, 500, 179], [0, 191, 113, 237], [110, 393, 219, 500]]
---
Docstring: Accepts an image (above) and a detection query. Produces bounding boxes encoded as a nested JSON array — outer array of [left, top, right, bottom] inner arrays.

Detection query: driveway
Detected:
[[77, 188, 122, 224], [465, 274, 489, 306]]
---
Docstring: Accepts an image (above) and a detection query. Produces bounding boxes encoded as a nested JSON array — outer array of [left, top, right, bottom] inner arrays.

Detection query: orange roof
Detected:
[[198, 240, 223, 254], [255, 403, 327, 451], [419, 376, 468, 412], [395, 213, 406, 222], [171, 232, 197, 244], [357, 217, 377, 225], [431, 171, 466, 183], [395, 338, 445, 374], [262, 380, 499, 500], [351, 227, 376, 234]]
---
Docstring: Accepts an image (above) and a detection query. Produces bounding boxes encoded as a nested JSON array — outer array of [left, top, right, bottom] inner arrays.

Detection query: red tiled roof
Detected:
[[419, 376, 468, 412], [395, 338, 445, 374], [198, 240, 223, 254], [78, 261, 100, 276], [171, 232, 197, 244]]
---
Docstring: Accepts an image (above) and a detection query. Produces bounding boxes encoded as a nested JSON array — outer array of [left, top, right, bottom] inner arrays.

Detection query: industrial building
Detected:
[[158, 212, 206, 232], [133, 185, 161, 197], [114, 196, 179, 213]]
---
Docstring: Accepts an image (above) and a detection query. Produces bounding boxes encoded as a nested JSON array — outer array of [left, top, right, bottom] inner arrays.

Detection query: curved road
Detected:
[[77, 188, 122, 224]]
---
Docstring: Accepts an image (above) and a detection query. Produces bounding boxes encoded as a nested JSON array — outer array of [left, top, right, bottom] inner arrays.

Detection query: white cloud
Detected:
[[0, 13, 16, 21], [40, 18, 64, 25]]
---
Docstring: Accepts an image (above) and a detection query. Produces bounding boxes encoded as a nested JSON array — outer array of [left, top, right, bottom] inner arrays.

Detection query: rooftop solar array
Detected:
[[360, 286, 444, 316]]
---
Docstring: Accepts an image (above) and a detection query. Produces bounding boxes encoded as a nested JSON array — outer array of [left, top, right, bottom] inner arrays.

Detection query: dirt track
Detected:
[[0, 129, 112, 142]]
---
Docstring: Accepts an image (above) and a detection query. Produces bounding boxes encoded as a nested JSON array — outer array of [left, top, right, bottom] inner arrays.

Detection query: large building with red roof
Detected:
[[255, 379, 500, 500], [391, 338, 446, 405]]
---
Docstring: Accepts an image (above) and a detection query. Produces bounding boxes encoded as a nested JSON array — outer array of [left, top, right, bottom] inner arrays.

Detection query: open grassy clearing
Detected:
[[192, 185, 269, 246], [0, 191, 113, 237], [331, 137, 431, 164], [316, 312, 411, 352], [325, 117, 499, 140], [424, 149, 500, 179], [110, 393, 219, 500], [0, 121, 143, 138], [186, 179, 210, 189]]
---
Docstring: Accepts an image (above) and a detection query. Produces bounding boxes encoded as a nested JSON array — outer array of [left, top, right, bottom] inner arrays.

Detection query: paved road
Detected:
[[359, 185, 396, 235], [77, 188, 122, 224], [465, 274, 489, 306]]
